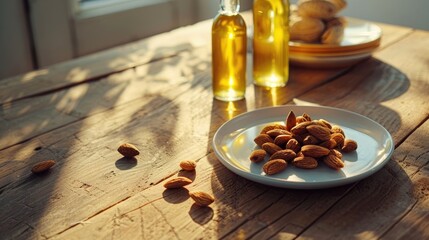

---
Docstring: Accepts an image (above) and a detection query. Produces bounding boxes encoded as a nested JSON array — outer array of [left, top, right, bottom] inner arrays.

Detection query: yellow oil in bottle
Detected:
[[212, 6, 247, 101], [253, 0, 289, 87]]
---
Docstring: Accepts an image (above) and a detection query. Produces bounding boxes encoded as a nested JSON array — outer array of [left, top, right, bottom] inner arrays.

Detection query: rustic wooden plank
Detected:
[[0, 62, 346, 239], [293, 120, 429, 240], [36, 32, 429, 239], [0, 46, 211, 149], [0, 19, 422, 240], [52, 117, 428, 240], [381, 170, 429, 240]]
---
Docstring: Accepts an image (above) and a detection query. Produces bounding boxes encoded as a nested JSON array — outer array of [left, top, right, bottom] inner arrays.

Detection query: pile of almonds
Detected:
[[290, 0, 347, 44], [250, 110, 357, 175]]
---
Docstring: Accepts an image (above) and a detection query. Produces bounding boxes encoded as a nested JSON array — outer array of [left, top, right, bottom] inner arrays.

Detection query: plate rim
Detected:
[[212, 105, 394, 189]]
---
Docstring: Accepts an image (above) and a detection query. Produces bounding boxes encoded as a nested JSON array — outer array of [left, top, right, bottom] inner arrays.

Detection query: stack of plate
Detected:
[[289, 18, 382, 68]]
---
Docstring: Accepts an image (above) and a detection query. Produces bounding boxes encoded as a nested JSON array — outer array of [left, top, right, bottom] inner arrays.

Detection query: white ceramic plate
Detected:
[[212, 106, 394, 189], [289, 18, 382, 52]]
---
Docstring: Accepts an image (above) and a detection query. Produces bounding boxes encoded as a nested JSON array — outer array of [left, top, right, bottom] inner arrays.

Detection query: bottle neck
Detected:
[[220, 0, 240, 15]]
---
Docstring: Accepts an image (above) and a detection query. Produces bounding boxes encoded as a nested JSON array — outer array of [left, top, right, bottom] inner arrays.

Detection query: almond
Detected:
[[179, 160, 197, 171], [342, 139, 358, 153], [263, 159, 287, 175], [318, 119, 333, 129], [330, 149, 343, 159], [266, 129, 291, 139], [296, 116, 307, 124], [301, 145, 330, 158], [330, 125, 345, 136], [118, 143, 140, 158], [303, 135, 321, 145], [292, 133, 307, 144], [291, 121, 313, 135], [262, 142, 282, 155], [163, 177, 193, 189], [250, 149, 267, 163], [286, 138, 301, 153], [306, 125, 331, 141], [31, 160, 56, 174], [323, 153, 344, 170], [260, 124, 288, 134], [254, 134, 274, 147], [296, 151, 305, 158], [269, 149, 297, 162], [274, 134, 293, 148], [286, 111, 296, 131], [319, 139, 337, 149], [189, 191, 215, 206], [331, 132, 345, 148], [302, 113, 312, 121], [292, 156, 318, 169]]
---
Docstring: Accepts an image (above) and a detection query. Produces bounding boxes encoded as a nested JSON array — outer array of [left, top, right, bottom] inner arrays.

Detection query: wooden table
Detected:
[[1, 12, 428, 239]]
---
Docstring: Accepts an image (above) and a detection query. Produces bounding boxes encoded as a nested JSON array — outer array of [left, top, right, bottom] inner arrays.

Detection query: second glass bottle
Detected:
[[253, 0, 289, 87]]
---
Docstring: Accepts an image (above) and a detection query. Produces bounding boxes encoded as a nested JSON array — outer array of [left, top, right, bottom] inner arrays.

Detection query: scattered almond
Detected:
[[189, 191, 215, 207], [163, 176, 193, 189], [179, 160, 197, 171], [118, 143, 140, 158], [263, 159, 287, 175], [31, 160, 56, 174]]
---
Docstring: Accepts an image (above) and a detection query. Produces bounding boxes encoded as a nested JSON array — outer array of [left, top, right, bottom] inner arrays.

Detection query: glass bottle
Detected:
[[212, 0, 247, 101], [253, 0, 289, 87]]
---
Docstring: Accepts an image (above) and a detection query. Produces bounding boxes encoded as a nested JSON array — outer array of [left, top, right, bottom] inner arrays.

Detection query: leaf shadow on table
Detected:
[[205, 57, 429, 239], [0, 41, 200, 237]]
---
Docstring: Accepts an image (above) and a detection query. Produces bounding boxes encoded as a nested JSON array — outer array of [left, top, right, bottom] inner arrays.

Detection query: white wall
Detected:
[[1, 0, 427, 80], [0, 0, 34, 80], [290, 0, 429, 31]]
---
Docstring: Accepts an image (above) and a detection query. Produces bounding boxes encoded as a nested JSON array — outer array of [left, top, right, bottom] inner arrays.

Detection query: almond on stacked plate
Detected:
[[289, 18, 382, 68]]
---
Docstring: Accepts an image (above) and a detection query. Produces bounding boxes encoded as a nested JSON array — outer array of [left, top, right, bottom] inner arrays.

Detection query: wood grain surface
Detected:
[[0, 12, 428, 240]]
